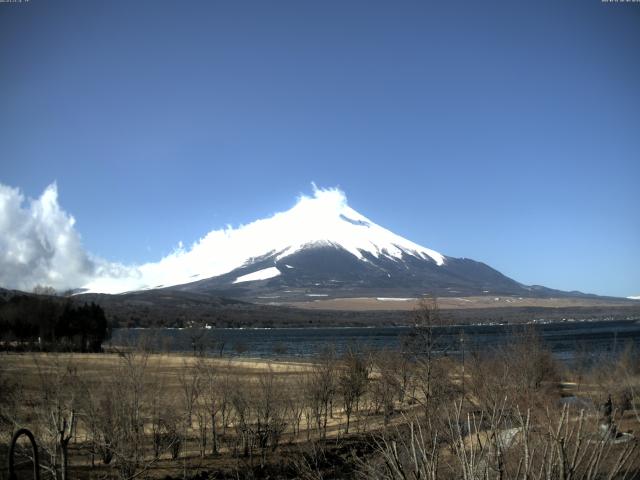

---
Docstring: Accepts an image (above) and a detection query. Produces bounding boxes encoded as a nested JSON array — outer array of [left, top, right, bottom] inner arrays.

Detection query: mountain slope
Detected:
[[82, 188, 448, 294], [81, 187, 598, 301], [171, 243, 579, 301]]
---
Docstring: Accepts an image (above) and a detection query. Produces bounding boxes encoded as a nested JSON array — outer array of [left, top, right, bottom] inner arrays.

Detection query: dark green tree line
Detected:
[[0, 294, 110, 351]]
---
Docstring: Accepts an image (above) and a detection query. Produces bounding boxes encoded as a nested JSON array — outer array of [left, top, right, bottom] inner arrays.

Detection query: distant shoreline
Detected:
[[281, 295, 640, 311]]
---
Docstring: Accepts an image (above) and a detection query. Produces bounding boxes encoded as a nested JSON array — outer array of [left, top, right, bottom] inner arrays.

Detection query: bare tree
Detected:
[[338, 349, 370, 434], [230, 376, 252, 458], [287, 371, 307, 439], [32, 356, 78, 480], [292, 440, 331, 480], [371, 352, 400, 426], [217, 361, 234, 440], [356, 418, 439, 480], [388, 350, 415, 405], [363, 399, 640, 480], [94, 347, 154, 480], [254, 365, 288, 465], [305, 350, 337, 439], [148, 367, 180, 461], [405, 296, 451, 420], [197, 357, 221, 455], [178, 359, 201, 429], [81, 379, 117, 467], [467, 327, 560, 424]]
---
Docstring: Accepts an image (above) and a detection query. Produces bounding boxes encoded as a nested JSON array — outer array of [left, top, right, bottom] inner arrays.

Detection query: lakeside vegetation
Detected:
[[1, 299, 639, 479]]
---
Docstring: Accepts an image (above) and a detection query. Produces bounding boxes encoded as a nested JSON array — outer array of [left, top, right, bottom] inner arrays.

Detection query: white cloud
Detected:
[[0, 182, 97, 291], [0, 182, 142, 293]]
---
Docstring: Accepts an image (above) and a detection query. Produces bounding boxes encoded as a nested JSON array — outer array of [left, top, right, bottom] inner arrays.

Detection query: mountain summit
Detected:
[[83, 187, 578, 301]]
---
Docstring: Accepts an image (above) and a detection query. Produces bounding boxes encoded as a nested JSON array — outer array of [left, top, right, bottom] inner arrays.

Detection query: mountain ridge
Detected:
[[81, 187, 448, 294], [78, 187, 619, 301], [166, 243, 600, 302]]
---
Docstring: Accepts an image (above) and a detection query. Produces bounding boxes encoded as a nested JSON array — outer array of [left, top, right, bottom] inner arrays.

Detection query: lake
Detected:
[[109, 319, 640, 363]]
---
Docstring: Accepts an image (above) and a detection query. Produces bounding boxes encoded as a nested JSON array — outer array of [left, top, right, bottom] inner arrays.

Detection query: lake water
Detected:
[[109, 319, 640, 363]]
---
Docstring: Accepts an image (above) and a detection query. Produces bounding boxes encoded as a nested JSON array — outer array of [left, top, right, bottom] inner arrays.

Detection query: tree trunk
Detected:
[[211, 414, 218, 454], [60, 440, 69, 480]]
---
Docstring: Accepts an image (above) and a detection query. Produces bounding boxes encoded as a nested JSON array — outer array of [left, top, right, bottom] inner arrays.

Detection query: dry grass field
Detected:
[[1, 329, 640, 480], [1, 350, 423, 479], [286, 295, 639, 311]]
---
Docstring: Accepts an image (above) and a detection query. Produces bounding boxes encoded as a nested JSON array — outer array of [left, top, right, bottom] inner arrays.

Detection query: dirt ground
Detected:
[[285, 295, 638, 311]]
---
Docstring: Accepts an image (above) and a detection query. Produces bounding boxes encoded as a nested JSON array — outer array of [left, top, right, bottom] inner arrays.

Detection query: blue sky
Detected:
[[1, 0, 638, 297]]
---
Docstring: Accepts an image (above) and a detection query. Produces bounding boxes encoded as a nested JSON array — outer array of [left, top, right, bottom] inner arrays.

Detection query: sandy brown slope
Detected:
[[282, 295, 639, 311]]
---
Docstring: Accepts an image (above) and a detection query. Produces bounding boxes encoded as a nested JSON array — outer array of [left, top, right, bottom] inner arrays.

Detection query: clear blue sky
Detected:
[[1, 0, 638, 297]]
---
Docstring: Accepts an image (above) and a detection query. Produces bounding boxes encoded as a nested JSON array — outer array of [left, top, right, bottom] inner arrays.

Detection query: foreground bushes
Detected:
[[1, 326, 639, 479]]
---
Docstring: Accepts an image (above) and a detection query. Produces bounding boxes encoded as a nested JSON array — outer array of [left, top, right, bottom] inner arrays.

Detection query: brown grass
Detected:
[[285, 295, 635, 311]]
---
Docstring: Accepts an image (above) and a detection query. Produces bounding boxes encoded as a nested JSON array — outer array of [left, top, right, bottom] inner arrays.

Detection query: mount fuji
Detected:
[[81, 187, 588, 302]]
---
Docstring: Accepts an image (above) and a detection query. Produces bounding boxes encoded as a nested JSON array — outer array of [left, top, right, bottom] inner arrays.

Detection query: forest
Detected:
[[0, 294, 110, 353]]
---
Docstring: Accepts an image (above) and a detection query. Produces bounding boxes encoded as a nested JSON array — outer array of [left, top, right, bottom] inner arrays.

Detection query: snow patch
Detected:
[[233, 267, 281, 284], [377, 297, 416, 302], [628, 295, 640, 300]]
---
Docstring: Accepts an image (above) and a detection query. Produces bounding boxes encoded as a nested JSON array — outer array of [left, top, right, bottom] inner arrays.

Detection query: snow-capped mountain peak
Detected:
[[82, 187, 444, 294], [269, 187, 445, 265]]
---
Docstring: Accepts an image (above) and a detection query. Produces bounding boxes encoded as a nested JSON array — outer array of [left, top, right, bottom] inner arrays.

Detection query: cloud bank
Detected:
[[0, 183, 98, 292], [0, 182, 362, 294]]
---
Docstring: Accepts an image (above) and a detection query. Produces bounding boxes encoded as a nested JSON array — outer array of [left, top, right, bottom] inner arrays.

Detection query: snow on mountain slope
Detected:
[[82, 187, 445, 294], [233, 267, 281, 284]]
